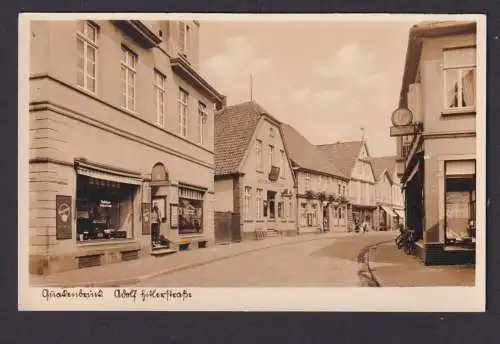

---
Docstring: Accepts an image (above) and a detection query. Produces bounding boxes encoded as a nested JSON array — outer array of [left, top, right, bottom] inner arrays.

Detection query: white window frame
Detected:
[[442, 47, 476, 112], [121, 46, 137, 112], [269, 145, 275, 171], [77, 21, 98, 93], [280, 149, 285, 178], [198, 102, 208, 145], [256, 140, 263, 171], [178, 88, 189, 138], [154, 70, 166, 128], [244, 187, 252, 221], [305, 173, 311, 190], [178, 22, 189, 57], [256, 189, 263, 220]]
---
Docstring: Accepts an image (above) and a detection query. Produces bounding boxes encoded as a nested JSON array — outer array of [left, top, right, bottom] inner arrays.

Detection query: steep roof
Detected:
[[214, 100, 271, 176], [316, 141, 364, 178], [371, 156, 397, 181], [280, 123, 347, 179]]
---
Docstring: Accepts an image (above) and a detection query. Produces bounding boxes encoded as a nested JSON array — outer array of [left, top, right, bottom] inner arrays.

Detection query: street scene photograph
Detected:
[[19, 13, 485, 310]]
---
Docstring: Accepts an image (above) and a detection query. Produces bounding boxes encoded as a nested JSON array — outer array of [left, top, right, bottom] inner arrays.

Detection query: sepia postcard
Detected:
[[18, 12, 486, 311]]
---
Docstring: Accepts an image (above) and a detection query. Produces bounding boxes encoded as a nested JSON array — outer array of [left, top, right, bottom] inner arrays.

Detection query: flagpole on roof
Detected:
[[250, 74, 253, 101]]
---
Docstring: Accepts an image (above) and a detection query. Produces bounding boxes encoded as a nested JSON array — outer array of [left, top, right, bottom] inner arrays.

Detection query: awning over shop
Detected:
[[75, 159, 143, 185], [381, 205, 398, 217], [393, 209, 405, 218]]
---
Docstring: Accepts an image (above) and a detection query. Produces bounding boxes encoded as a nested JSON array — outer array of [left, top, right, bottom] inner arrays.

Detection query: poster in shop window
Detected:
[[178, 198, 203, 233], [141, 203, 151, 235], [170, 203, 178, 228], [56, 195, 72, 240]]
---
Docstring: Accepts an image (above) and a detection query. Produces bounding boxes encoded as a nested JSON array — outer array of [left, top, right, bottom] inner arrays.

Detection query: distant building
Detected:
[[281, 124, 349, 234], [371, 156, 405, 231], [214, 101, 297, 242], [394, 21, 477, 265], [29, 20, 224, 275], [318, 140, 377, 231]]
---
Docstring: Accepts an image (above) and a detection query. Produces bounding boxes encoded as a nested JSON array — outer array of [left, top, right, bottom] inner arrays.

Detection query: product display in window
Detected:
[[76, 175, 135, 241]]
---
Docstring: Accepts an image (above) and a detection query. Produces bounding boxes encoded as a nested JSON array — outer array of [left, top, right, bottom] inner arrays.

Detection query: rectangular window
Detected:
[[287, 197, 293, 219], [278, 200, 284, 219], [443, 47, 476, 110], [77, 21, 98, 93], [178, 88, 189, 137], [178, 187, 204, 234], [121, 46, 137, 112], [244, 187, 252, 221], [301, 203, 307, 226], [256, 189, 263, 220], [280, 149, 285, 178], [269, 145, 275, 171], [178, 22, 190, 57], [198, 102, 207, 144], [154, 70, 166, 128], [445, 160, 476, 244], [256, 140, 263, 171], [76, 175, 135, 242]]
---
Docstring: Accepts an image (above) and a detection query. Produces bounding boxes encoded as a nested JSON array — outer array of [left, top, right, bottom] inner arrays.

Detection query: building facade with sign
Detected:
[[318, 140, 377, 231], [280, 124, 349, 234], [214, 101, 297, 242], [392, 21, 477, 265], [29, 20, 224, 275], [371, 156, 405, 231]]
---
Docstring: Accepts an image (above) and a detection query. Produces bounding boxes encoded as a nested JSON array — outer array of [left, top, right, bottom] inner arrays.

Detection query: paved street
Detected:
[[136, 232, 395, 287]]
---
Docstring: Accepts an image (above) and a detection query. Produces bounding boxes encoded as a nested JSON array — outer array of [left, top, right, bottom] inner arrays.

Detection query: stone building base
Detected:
[[415, 242, 475, 266]]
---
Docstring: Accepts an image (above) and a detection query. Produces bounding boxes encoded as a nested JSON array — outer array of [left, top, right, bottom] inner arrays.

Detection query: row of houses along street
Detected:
[[28, 18, 477, 279]]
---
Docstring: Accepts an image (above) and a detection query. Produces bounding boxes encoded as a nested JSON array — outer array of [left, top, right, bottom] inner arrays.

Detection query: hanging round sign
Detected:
[[391, 107, 413, 127]]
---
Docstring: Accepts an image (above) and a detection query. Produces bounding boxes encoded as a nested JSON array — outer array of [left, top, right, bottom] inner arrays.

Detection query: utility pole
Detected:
[[250, 74, 253, 101]]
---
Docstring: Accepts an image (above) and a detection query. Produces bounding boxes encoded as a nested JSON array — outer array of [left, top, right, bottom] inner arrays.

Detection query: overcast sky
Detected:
[[198, 19, 415, 157]]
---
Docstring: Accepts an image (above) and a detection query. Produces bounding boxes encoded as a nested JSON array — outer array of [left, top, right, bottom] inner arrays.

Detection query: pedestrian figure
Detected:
[[151, 203, 161, 247], [362, 218, 368, 234]]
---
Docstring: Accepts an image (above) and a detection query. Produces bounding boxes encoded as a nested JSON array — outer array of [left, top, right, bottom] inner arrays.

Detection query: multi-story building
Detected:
[[29, 20, 224, 275], [318, 140, 377, 231], [280, 124, 349, 234], [214, 101, 296, 242], [371, 156, 405, 231], [392, 21, 477, 265]]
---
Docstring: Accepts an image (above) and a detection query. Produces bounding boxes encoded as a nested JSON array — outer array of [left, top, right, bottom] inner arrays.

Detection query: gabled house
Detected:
[[318, 140, 377, 231], [371, 156, 405, 231], [281, 124, 349, 233], [214, 101, 297, 242]]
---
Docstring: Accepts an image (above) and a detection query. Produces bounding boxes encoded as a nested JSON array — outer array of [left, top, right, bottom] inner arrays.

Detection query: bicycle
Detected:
[[395, 226, 416, 254]]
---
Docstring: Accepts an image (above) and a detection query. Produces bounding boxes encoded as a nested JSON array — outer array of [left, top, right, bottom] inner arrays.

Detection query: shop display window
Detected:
[[178, 187, 204, 235], [444, 160, 476, 245], [76, 175, 135, 242]]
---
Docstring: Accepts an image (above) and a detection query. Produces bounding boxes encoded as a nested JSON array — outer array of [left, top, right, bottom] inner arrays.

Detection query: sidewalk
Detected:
[[368, 241, 475, 287], [30, 232, 348, 287]]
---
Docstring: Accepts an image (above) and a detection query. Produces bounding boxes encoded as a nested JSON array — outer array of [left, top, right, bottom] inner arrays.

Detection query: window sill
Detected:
[[441, 108, 476, 117], [256, 170, 264, 174], [178, 232, 204, 237], [244, 220, 253, 223], [256, 220, 265, 223], [76, 238, 136, 247]]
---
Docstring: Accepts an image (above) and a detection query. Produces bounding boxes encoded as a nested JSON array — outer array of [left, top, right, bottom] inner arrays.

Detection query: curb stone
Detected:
[[358, 239, 393, 287]]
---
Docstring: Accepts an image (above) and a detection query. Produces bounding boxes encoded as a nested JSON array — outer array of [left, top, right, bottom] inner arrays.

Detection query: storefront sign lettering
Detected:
[[56, 195, 72, 240]]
